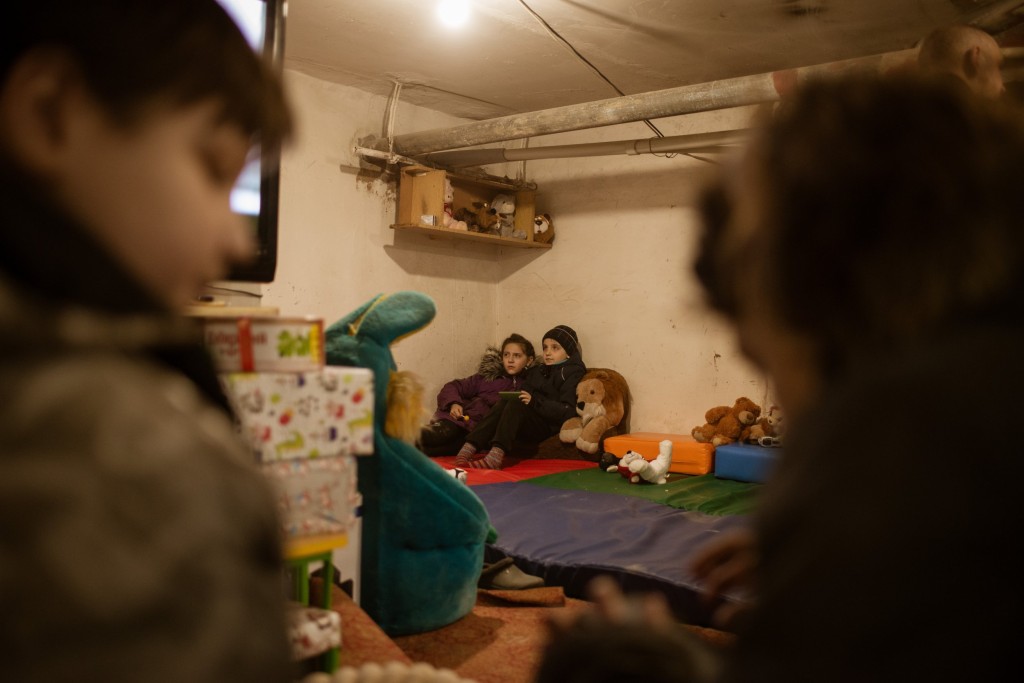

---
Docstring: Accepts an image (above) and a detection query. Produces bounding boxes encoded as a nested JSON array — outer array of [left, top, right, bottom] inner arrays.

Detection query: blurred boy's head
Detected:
[[0, 1, 292, 307], [918, 25, 1005, 99], [695, 76, 1024, 415]]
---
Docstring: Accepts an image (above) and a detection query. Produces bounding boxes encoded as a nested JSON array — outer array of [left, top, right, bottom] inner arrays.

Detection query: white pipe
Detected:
[[415, 129, 748, 168], [366, 49, 918, 156], [365, 43, 1023, 156]]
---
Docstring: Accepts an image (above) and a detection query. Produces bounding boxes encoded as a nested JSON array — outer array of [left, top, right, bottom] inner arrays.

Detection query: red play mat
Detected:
[[431, 456, 595, 485]]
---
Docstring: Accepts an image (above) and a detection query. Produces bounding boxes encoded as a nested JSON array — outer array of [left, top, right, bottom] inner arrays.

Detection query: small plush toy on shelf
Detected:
[[441, 178, 467, 231], [455, 201, 499, 234], [489, 193, 517, 238], [533, 213, 555, 244]]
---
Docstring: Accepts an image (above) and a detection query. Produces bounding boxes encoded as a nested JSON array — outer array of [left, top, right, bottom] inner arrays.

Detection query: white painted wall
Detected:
[[262, 70, 512, 403], [497, 112, 773, 432], [263, 69, 773, 436]]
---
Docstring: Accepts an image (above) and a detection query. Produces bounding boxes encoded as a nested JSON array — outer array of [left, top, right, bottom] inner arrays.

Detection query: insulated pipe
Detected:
[[414, 129, 748, 168], [369, 49, 917, 156]]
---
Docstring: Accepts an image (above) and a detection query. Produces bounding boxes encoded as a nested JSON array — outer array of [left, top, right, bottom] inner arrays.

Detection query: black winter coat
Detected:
[[521, 355, 587, 431]]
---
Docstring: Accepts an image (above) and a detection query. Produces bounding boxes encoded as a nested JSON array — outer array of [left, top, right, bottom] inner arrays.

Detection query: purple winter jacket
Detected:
[[432, 347, 527, 431]]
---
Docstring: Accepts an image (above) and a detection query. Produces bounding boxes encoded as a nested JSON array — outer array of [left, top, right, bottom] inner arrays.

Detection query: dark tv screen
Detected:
[[217, 0, 285, 283]]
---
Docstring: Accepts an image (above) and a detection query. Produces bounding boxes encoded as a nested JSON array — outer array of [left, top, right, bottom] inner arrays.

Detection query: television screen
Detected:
[[217, 0, 285, 283]]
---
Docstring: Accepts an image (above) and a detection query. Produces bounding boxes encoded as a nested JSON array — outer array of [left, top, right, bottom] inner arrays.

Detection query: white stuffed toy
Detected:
[[442, 179, 468, 231], [445, 467, 468, 483], [490, 193, 517, 238], [608, 440, 673, 485]]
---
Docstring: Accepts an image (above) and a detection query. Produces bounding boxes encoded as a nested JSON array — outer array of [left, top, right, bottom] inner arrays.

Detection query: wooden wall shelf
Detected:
[[392, 166, 550, 250], [390, 223, 551, 249]]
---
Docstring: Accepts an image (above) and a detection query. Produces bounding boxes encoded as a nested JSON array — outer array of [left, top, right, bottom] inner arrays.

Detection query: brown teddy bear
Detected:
[[559, 368, 631, 454], [692, 396, 762, 446]]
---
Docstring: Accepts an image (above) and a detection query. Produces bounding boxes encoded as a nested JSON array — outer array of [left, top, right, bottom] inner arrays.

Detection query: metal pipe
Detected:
[[369, 49, 916, 156], [415, 129, 748, 168]]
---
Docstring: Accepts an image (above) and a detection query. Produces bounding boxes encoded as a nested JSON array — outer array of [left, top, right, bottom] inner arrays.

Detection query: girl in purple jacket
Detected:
[[418, 333, 535, 456]]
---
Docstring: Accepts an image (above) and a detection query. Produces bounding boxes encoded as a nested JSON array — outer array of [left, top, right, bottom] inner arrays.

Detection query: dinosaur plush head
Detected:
[[325, 291, 436, 425]]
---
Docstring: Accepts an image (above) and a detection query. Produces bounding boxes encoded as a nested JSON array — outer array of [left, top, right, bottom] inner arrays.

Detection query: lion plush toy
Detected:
[[559, 368, 631, 454], [692, 396, 761, 446]]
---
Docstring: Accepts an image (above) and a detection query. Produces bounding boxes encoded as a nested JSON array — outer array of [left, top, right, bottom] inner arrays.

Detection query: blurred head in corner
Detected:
[[918, 25, 1005, 99], [693, 75, 1024, 417], [0, 1, 292, 308]]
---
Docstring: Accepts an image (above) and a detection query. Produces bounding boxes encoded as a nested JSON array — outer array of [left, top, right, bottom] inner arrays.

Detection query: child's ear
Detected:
[[963, 45, 983, 80], [0, 48, 87, 175]]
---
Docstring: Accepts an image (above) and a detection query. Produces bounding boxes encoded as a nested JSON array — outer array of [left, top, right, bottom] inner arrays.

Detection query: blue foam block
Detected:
[[713, 443, 780, 483]]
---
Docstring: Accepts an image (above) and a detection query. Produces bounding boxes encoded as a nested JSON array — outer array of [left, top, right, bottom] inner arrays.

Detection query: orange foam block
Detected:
[[603, 432, 714, 476]]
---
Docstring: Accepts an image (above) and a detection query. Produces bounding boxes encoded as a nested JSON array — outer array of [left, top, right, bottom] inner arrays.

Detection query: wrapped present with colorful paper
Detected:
[[203, 315, 325, 373], [221, 366, 374, 461], [263, 456, 359, 537], [286, 603, 342, 661]]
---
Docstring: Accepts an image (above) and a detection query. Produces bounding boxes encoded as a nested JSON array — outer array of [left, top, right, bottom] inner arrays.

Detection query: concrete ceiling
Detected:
[[286, 0, 1024, 122]]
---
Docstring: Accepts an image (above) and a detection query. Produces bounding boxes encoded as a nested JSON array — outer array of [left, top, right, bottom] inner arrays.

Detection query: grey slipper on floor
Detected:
[[478, 557, 545, 590]]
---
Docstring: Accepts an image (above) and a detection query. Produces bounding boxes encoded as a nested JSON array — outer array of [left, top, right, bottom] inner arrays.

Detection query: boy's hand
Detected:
[[520, 391, 532, 404], [449, 404, 464, 419], [690, 527, 758, 629], [546, 575, 675, 634]]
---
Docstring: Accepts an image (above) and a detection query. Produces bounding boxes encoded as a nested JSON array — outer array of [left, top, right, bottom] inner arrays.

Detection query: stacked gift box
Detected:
[[204, 315, 374, 539]]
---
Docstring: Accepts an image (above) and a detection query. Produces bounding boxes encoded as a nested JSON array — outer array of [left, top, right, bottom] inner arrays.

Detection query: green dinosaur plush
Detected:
[[325, 291, 494, 636]]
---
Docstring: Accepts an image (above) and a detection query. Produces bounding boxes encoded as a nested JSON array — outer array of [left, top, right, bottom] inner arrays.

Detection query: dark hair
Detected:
[[696, 75, 1024, 378], [693, 179, 737, 317], [2, 0, 291, 146], [501, 333, 535, 360], [536, 615, 719, 683]]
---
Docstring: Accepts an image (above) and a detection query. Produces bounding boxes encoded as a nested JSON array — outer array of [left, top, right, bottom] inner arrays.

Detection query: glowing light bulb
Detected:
[[438, 0, 470, 28]]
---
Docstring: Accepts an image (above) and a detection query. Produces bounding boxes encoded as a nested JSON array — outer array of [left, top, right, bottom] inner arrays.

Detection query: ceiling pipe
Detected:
[[414, 129, 748, 168], [366, 48, 918, 156]]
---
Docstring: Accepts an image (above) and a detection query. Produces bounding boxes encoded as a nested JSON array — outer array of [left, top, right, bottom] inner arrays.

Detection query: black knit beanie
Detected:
[[543, 325, 580, 358]]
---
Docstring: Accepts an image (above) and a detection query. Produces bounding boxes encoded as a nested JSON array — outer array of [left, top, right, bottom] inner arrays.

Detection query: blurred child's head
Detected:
[[501, 333, 534, 375], [695, 75, 1024, 415], [918, 25, 1005, 100], [0, 0, 292, 308], [542, 325, 580, 364]]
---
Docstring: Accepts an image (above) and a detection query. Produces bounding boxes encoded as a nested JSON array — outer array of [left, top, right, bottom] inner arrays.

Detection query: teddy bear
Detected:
[[559, 368, 630, 454], [441, 178, 468, 231], [741, 404, 785, 447], [533, 213, 555, 244], [691, 396, 761, 446], [608, 440, 673, 485], [489, 193, 517, 238], [455, 201, 500, 234]]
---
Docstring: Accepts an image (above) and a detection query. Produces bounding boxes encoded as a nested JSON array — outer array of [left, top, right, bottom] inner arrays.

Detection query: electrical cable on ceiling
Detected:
[[516, 0, 689, 159], [384, 80, 403, 161]]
